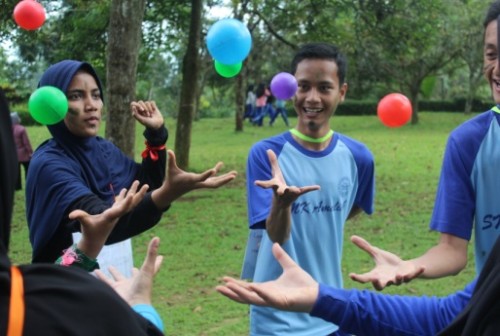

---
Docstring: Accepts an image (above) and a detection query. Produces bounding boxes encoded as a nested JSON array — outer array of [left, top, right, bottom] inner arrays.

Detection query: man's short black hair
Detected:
[[484, 1, 500, 28], [290, 42, 347, 85]]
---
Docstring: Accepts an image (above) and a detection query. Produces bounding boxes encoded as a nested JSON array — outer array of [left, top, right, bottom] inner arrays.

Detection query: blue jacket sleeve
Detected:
[[133, 304, 165, 333], [310, 280, 476, 336]]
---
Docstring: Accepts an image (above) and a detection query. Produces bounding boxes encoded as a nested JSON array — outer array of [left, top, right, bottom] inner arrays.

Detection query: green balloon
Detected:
[[28, 86, 68, 125], [214, 60, 242, 78]]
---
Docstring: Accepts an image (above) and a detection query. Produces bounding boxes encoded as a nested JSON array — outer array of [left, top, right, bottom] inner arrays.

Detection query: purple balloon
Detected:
[[270, 72, 298, 100]]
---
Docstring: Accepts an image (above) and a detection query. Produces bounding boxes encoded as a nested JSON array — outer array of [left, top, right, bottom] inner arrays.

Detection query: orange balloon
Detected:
[[377, 93, 412, 127], [13, 0, 46, 31]]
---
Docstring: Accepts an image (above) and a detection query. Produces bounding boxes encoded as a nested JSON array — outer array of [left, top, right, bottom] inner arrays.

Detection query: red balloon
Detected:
[[377, 93, 412, 128], [13, 0, 46, 31]]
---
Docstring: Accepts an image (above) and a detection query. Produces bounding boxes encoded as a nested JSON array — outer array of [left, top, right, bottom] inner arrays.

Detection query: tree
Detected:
[[352, 0, 464, 123], [175, 0, 203, 169], [459, 0, 487, 114], [106, 0, 146, 158]]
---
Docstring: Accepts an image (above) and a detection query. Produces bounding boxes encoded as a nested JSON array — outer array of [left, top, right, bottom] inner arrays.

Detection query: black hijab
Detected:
[[0, 88, 162, 335]]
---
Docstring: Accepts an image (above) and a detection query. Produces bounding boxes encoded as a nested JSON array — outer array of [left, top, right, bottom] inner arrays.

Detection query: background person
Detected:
[[10, 111, 33, 191], [243, 84, 256, 120], [269, 99, 290, 127]]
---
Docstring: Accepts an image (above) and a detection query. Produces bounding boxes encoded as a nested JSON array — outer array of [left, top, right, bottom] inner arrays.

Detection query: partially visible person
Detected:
[[269, 99, 290, 127], [217, 240, 500, 336], [0, 87, 164, 335], [264, 90, 277, 126], [10, 111, 33, 191], [26, 60, 237, 264], [252, 82, 269, 126], [348, 0, 500, 291], [244, 43, 375, 335], [253, 85, 276, 127], [243, 84, 256, 120]]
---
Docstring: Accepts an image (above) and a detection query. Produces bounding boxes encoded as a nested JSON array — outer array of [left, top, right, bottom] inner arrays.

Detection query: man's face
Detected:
[[293, 58, 347, 134], [64, 71, 103, 137], [484, 20, 500, 104]]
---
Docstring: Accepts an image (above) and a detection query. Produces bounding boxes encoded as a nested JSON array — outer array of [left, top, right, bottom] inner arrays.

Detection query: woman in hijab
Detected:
[[0, 87, 165, 335], [26, 60, 237, 263]]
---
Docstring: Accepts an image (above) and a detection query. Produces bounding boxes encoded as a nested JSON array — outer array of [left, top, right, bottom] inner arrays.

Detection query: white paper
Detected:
[[72, 232, 134, 278]]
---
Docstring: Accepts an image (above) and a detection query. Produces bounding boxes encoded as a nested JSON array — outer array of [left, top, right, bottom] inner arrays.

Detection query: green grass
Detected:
[[10, 113, 478, 335]]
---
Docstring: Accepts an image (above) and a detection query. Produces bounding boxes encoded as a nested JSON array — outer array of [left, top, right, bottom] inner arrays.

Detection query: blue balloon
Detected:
[[206, 18, 252, 65]]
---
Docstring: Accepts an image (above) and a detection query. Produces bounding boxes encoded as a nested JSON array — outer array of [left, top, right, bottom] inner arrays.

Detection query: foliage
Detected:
[[0, 0, 494, 124]]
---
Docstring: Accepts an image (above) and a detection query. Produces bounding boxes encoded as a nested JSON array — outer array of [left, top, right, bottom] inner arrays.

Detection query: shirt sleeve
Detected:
[[429, 134, 476, 240], [132, 304, 165, 333], [310, 281, 474, 336], [246, 143, 274, 229], [135, 126, 168, 190]]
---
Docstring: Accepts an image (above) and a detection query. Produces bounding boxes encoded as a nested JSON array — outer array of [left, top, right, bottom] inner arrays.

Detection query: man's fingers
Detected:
[[350, 235, 377, 257]]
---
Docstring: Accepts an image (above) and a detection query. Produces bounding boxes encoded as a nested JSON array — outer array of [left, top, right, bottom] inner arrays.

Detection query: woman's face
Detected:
[[64, 71, 103, 137]]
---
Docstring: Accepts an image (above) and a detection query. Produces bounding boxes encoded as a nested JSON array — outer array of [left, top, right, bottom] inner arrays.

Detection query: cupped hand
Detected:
[[216, 243, 319, 313], [255, 149, 319, 207], [153, 150, 237, 207], [348, 235, 425, 290], [69, 181, 149, 259]]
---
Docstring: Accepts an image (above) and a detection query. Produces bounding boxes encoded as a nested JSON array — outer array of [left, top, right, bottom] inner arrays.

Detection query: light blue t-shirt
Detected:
[[246, 131, 375, 336], [430, 108, 500, 273]]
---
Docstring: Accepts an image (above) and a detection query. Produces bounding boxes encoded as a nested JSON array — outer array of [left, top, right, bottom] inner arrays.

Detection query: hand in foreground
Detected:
[[255, 149, 319, 207], [152, 149, 237, 208], [95, 237, 163, 306], [131, 100, 164, 130], [348, 235, 425, 291], [69, 181, 149, 259], [216, 243, 319, 313]]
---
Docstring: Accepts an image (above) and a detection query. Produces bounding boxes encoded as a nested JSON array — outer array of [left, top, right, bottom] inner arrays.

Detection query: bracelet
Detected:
[[141, 141, 166, 161], [56, 244, 100, 272]]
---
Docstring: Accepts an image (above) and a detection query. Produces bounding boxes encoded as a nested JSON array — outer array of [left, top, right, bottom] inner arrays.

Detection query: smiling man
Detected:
[[347, 0, 500, 292], [243, 42, 375, 336]]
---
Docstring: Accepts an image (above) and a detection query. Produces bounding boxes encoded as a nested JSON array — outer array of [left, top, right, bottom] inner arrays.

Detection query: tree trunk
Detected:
[[235, 70, 245, 132], [105, 0, 146, 158], [464, 71, 481, 115], [409, 85, 420, 125], [174, 0, 202, 170]]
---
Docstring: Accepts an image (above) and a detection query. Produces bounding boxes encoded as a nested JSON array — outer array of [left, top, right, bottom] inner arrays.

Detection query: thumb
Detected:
[[140, 237, 161, 275], [351, 235, 377, 257], [272, 243, 297, 270], [68, 209, 89, 221]]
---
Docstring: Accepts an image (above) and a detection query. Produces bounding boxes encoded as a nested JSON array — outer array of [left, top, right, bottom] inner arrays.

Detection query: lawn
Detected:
[[10, 112, 479, 335]]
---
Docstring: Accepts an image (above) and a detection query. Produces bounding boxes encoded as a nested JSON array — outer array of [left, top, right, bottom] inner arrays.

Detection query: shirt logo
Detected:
[[338, 177, 351, 198]]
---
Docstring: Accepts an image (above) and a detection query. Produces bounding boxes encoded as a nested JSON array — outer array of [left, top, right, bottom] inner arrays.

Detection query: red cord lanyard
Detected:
[[8, 266, 24, 336]]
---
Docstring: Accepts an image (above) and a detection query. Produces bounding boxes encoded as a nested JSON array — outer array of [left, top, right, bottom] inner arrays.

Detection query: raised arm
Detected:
[[256, 149, 319, 244], [56, 181, 148, 270], [217, 243, 469, 336]]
